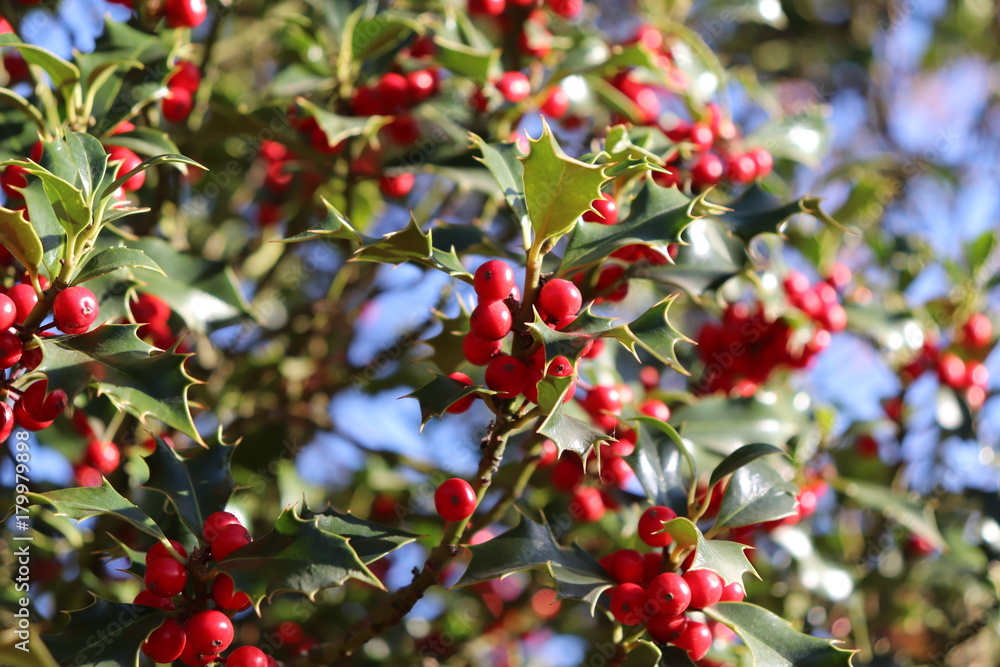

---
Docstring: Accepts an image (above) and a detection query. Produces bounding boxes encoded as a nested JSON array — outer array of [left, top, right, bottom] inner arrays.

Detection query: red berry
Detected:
[[690, 152, 723, 188], [462, 332, 502, 365], [966, 360, 989, 388], [379, 172, 415, 199], [179, 642, 218, 666], [540, 87, 570, 118], [227, 646, 269, 667], [202, 510, 241, 541], [131, 293, 171, 324], [468, 0, 505, 16], [688, 123, 714, 151], [470, 301, 513, 341], [107, 146, 145, 191], [726, 153, 757, 184], [166, 60, 201, 93], [638, 506, 677, 547], [144, 556, 188, 597], [161, 87, 194, 123], [646, 572, 691, 617], [53, 286, 99, 334], [163, 0, 208, 28], [584, 385, 622, 418], [1, 165, 28, 198], [277, 621, 306, 646], [474, 260, 516, 302], [0, 403, 13, 443], [13, 400, 53, 431], [185, 610, 235, 655], [683, 569, 723, 609], [547, 355, 574, 377], [134, 589, 175, 610], [646, 612, 687, 643], [719, 581, 745, 602], [434, 478, 476, 521], [7, 283, 38, 324], [484, 355, 530, 398], [826, 262, 852, 290], [747, 147, 773, 179], [0, 292, 16, 330], [211, 523, 252, 561], [85, 438, 120, 474], [142, 619, 187, 664], [569, 486, 605, 522], [673, 621, 712, 660], [0, 331, 23, 368], [20, 381, 68, 422], [639, 399, 670, 422], [606, 549, 645, 585], [550, 453, 584, 492], [446, 372, 476, 414], [583, 193, 618, 225], [961, 313, 992, 348], [538, 279, 582, 319], [937, 352, 966, 389], [406, 69, 437, 103], [546, 0, 582, 16], [609, 583, 647, 625], [497, 72, 531, 103], [211, 573, 251, 611], [146, 539, 188, 564]]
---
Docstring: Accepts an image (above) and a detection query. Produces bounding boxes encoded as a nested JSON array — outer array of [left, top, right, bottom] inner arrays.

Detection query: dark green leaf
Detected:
[[624, 421, 691, 514], [833, 477, 944, 550], [671, 394, 807, 456], [432, 38, 499, 83], [34, 324, 202, 443], [297, 98, 388, 149], [715, 459, 798, 529], [606, 297, 691, 373], [522, 122, 610, 241], [559, 180, 695, 276], [419, 309, 469, 375], [706, 602, 856, 666], [0, 35, 80, 90], [0, 206, 43, 275], [67, 132, 109, 202], [352, 13, 419, 60], [538, 403, 612, 457], [404, 374, 485, 428], [710, 443, 788, 489], [526, 307, 619, 366], [42, 597, 163, 667], [28, 479, 166, 541], [471, 135, 531, 243], [353, 216, 472, 281], [216, 507, 382, 611], [20, 178, 64, 278], [299, 504, 419, 564], [647, 218, 746, 296], [74, 247, 163, 284], [661, 518, 757, 586], [279, 198, 363, 244], [141, 437, 236, 538]]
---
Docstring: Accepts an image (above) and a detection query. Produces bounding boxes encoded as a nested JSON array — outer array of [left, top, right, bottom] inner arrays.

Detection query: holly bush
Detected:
[[0, 0, 997, 666]]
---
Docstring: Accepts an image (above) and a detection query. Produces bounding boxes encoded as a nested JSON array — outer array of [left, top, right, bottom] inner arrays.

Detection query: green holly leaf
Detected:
[[433, 37, 499, 83], [0, 206, 43, 276], [125, 238, 250, 334], [521, 121, 610, 242], [351, 12, 419, 60], [73, 247, 163, 284], [4, 160, 90, 236], [661, 518, 757, 586], [709, 443, 788, 489], [454, 512, 614, 612], [625, 420, 693, 514], [526, 307, 619, 366], [66, 132, 110, 204], [0, 35, 80, 91], [101, 153, 204, 198], [715, 459, 799, 529], [599, 124, 667, 179], [419, 309, 470, 375], [832, 477, 944, 550], [559, 180, 696, 276], [86, 269, 140, 323], [34, 324, 202, 443], [671, 394, 807, 456], [140, 436, 236, 538], [706, 602, 856, 666], [405, 373, 485, 428], [279, 198, 363, 244], [297, 98, 389, 149], [471, 135, 531, 245], [41, 597, 163, 667], [718, 186, 844, 245], [216, 507, 382, 612], [28, 478, 166, 541], [647, 218, 747, 296], [606, 297, 691, 373], [102, 127, 181, 159], [353, 216, 472, 282], [298, 504, 419, 564], [538, 402, 612, 457], [20, 178, 64, 279]]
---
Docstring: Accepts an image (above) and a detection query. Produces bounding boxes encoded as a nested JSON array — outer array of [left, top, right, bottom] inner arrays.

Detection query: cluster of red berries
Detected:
[[161, 60, 201, 124], [129, 291, 185, 351], [782, 268, 849, 333], [900, 312, 993, 409], [137, 512, 268, 666], [599, 506, 746, 660], [106, 0, 208, 29]]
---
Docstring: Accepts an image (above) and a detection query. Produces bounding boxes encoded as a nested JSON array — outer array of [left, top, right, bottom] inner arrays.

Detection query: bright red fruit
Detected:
[[134, 589, 176, 610], [468, 0, 505, 16], [85, 439, 120, 474], [547, 0, 582, 17], [646, 612, 687, 642], [497, 72, 531, 103], [606, 549, 645, 585], [485, 355, 530, 398], [719, 581, 745, 602], [0, 293, 16, 329], [53, 286, 99, 334], [227, 646, 269, 667], [211, 523, 253, 560], [639, 399, 670, 422], [13, 400, 53, 431], [446, 372, 476, 413], [747, 146, 773, 178], [673, 620, 712, 660], [540, 87, 570, 118], [539, 279, 582, 319], [961, 313, 992, 348], [142, 619, 187, 664], [162, 87, 194, 123], [726, 153, 757, 184], [146, 539, 188, 564], [164, 0, 208, 28], [0, 403, 13, 443], [7, 283, 38, 324], [166, 60, 201, 93], [637, 505, 677, 547], [202, 510, 241, 541], [474, 260, 516, 302], [379, 172, 415, 198], [646, 572, 691, 616], [569, 486, 605, 522], [144, 556, 188, 597], [20, 381, 68, 422], [547, 356, 574, 377], [937, 352, 966, 389], [470, 301, 513, 341], [107, 146, 145, 191], [583, 193, 618, 225], [435, 477, 476, 521], [462, 332, 502, 365], [185, 610, 235, 655], [609, 583, 647, 625], [690, 152, 723, 188], [683, 569, 723, 609], [211, 573, 252, 610], [0, 331, 23, 368], [550, 453, 584, 492]]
